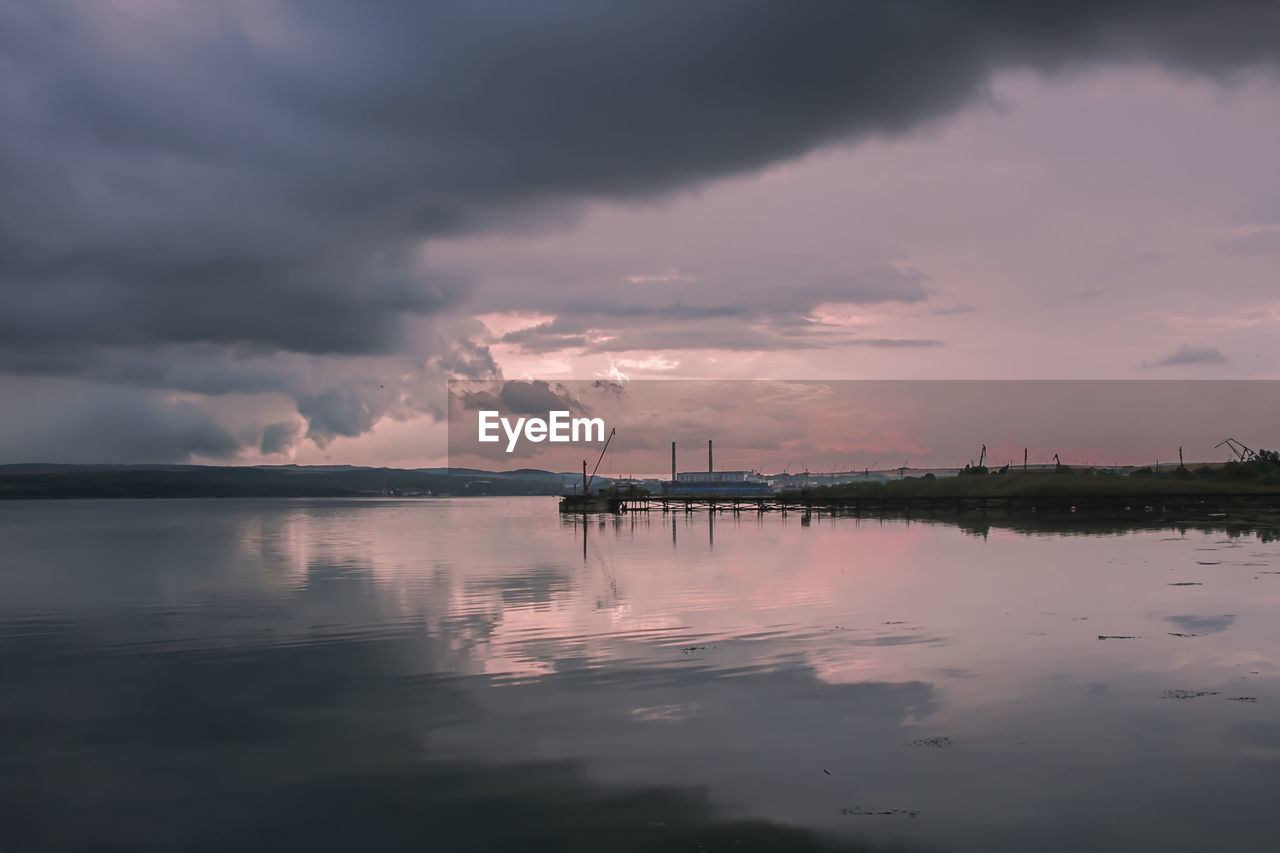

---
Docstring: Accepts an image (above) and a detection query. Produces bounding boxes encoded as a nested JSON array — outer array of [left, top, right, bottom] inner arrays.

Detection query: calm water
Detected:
[[1, 498, 1278, 851]]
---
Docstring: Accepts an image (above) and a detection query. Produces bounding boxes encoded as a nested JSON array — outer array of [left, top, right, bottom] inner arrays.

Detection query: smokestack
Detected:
[[708, 439, 713, 474], [671, 442, 676, 483]]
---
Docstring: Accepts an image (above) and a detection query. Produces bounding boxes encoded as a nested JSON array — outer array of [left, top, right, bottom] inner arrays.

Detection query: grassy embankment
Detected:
[[807, 462, 1280, 501]]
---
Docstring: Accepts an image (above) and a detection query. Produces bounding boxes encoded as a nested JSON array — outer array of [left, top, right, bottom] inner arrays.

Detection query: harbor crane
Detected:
[[1214, 437, 1256, 462], [582, 428, 616, 494]]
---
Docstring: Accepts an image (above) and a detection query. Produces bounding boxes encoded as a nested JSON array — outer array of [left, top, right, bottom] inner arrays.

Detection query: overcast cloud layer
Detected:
[[2, 0, 1279, 463]]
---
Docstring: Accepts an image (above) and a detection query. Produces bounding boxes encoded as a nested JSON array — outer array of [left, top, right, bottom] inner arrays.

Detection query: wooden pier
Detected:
[[613, 491, 1280, 517]]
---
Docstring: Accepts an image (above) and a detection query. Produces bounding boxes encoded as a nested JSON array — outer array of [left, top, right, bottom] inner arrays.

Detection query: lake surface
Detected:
[[1, 497, 1278, 851]]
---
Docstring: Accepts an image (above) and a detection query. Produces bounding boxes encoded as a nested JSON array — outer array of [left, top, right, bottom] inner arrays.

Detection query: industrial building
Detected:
[[663, 440, 770, 496]]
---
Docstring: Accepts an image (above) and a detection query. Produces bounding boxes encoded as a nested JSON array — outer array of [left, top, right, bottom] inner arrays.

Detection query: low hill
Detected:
[[0, 464, 575, 499]]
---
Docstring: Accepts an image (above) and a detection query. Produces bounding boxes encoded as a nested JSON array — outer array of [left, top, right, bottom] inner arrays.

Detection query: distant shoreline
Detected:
[[3, 460, 1277, 502], [0, 464, 570, 500]]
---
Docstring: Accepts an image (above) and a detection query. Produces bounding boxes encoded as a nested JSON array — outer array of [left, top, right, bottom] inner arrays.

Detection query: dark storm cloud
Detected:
[[496, 381, 584, 416], [854, 338, 945, 348], [0, 249, 464, 356], [432, 340, 501, 384], [2, 0, 1278, 459], [486, 262, 934, 353], [1143, 344, 1230, 368], [1166, 614, 1236, 634], [0, 382, 243, 463], [3, 0, 1278, 363], [456, 380, 585, 415], [475, 261, 932, 350], [500, 315, 943, 354], [259, 420, 301, 455], [500, 326, 591, 354], [922, 304, 979, 317], [586, 326, 945, 354], [296, 389, 379, 446]]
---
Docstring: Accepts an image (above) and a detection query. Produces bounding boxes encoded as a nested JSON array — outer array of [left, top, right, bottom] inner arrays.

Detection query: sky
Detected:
[[2, 1, 1279, 467], [447, 380, 1280, 476]]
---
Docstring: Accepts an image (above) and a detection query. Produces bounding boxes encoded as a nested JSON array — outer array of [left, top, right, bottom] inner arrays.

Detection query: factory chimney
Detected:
[[708, 439, 713, 474], [671, 442, 676, 483]]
